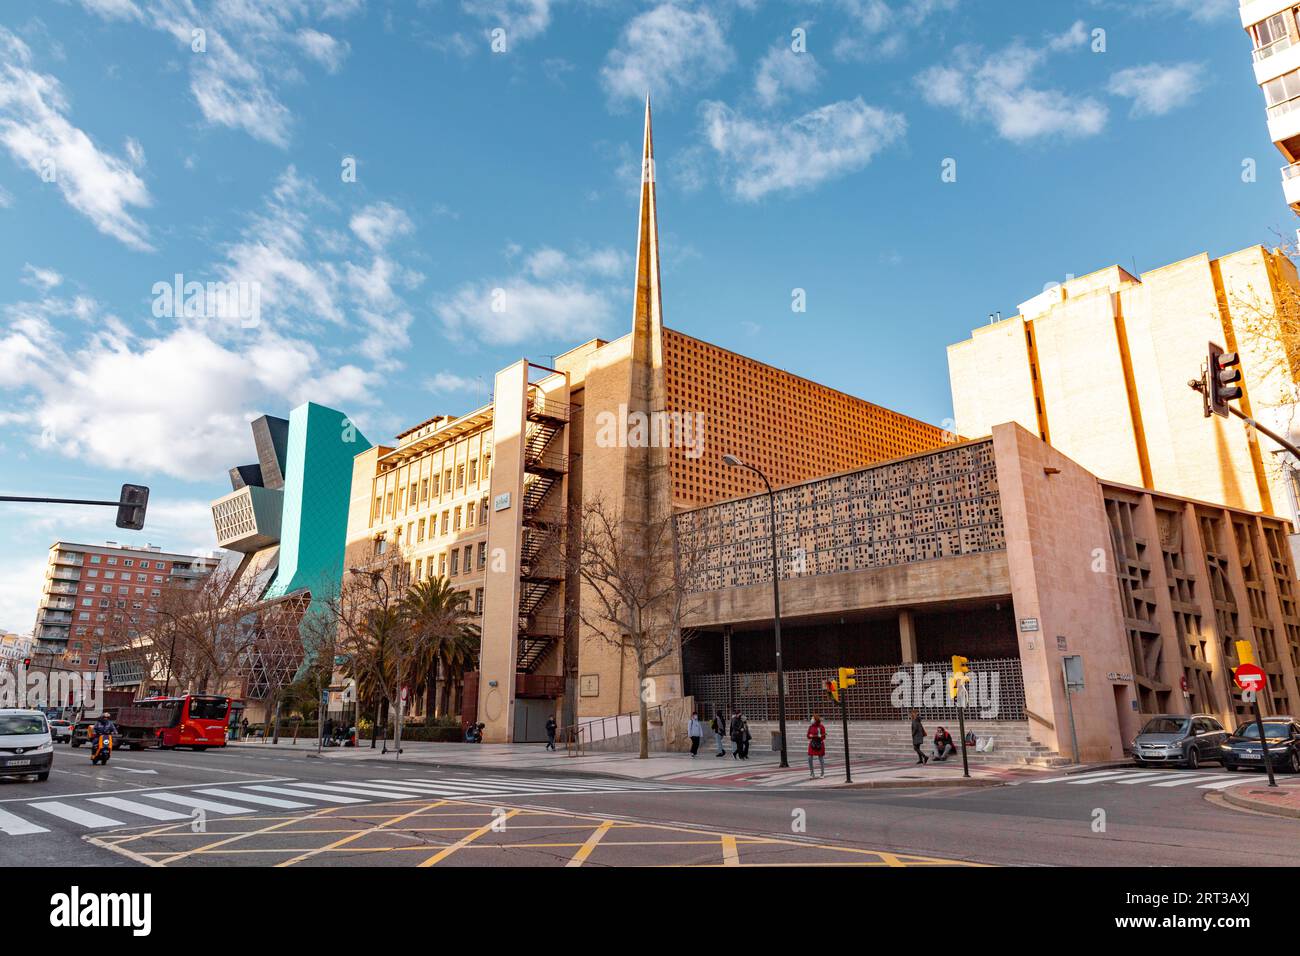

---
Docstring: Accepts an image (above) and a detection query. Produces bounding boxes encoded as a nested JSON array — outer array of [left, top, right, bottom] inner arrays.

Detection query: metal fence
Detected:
[[685, 657, 1026, 722]]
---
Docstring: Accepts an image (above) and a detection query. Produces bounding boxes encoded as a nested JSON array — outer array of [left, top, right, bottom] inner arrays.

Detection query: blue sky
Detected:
[[0, 0, 1289, 631]]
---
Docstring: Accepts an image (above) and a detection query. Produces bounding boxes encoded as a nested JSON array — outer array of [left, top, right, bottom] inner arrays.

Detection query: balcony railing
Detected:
[[1283, 162, 1300, 181], [1267, 94, 1300, 122], [1254, 34, 1295, 63]]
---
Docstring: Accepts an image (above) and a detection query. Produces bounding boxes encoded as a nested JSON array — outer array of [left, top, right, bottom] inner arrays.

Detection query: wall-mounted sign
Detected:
[[1019, 618, 1039, 632], [1106, 672, 1133, 682], [1056, 635, 1067, 651], [580, 674, 599, 697], [493, 492, 512, 512]]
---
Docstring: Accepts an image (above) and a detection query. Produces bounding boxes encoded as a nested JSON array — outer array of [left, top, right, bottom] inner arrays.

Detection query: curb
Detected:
[[1221, 787, 1300, 820]]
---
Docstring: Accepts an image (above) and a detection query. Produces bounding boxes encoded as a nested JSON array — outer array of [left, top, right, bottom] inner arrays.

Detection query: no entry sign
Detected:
[[1234, 663, 1266, 691]]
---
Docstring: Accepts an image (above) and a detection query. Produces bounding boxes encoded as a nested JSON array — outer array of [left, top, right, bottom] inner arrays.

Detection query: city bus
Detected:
[[118, 694, 232, 750]]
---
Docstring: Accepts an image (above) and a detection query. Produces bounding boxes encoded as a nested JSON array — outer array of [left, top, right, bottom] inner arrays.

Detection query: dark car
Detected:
[[1220, 717, 1300, 773], [1132, 714, 1228, 769]]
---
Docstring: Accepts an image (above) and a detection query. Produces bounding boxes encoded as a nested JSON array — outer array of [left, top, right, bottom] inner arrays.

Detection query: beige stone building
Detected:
[[948, 246, 1300, 562]]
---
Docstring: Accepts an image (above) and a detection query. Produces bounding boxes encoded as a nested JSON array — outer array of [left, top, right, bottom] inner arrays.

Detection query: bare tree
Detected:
[[571, 494, 700, 759]]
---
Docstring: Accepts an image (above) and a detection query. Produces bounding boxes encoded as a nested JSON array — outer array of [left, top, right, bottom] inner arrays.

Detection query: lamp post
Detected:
[[721, 454, 789, 768]]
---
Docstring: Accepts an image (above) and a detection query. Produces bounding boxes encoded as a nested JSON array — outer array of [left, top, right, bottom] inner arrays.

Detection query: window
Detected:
[[1264, 68, 1300, 117], [86, 584, 95, 593], [410, 485, 419, 507], [137, 573, 146, 582], [464, 545, 473, 572], [81, 598, 92, 607], [467, 502, 475, 527], [469, 459, 478, 484], [418, 518, 427, 542], [432, 473, 441, 496], [454, 506, 462, 531], [376, 536, 388, 556], [386, 492, 395, 515], [443, 469, 452, 492], [441, 510, 450, 534], [481, 496, 489, 520], [421, 478, 429, 502], [474, 588, 484, 613], [90, 555, 101, 564], [1254, 12, 1290, 50], [153, 575, 162, 583], [78, 612, 89, 621], [477, 542, 487, 570], [107, 557, 117, 565], [105, 571, 116, 580], [456, 464, 465, 489], [87, 569, 98, 578], [124, 559, 134, 568], [373, 496, 382, 520], [140, 561, 150, 569], [450, 550, 460, 575], [414, 558, 423, 580], [438, 553, 446, 576]]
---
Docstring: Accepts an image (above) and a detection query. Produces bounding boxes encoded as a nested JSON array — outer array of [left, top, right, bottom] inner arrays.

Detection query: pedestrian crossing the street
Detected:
[[1028, 768, 1290, 790], [0, 774, 705, 839]]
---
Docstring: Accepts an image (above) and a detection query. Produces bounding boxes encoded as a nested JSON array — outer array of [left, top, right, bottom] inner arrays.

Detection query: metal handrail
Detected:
[[564, 723, 587, 757]]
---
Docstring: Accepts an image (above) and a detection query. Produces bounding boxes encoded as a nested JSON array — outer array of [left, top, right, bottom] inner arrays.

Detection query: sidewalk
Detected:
[[228, 737, 1048, 789], [1220, 777, 1300, 819]]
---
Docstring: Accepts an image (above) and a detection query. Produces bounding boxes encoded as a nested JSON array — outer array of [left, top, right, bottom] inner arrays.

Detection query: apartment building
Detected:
[[1241, 0, 1300, 209]]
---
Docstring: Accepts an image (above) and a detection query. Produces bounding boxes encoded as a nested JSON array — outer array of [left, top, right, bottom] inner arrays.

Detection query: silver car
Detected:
[[1133, 714, 1227, 769]]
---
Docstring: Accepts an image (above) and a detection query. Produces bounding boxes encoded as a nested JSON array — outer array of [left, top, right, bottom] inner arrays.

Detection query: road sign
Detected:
[[1234, 663, 1266, 691]]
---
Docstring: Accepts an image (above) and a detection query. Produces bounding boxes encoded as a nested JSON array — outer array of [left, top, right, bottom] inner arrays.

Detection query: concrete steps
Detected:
[[745, 719, 1070, 768]]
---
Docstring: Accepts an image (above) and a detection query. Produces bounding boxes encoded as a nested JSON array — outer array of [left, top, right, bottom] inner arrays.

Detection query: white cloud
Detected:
[[294, 28, 350, 72], [700, 97, 906, 201], [0, 29, 153, 249], [1108, 62, 1204, 117], [350, 201, 414, 251], [754, 40, 822, 108], [78, 0, 143, 20], [21, 264, 61, 291], [916, 30, 1108, 143], [1120, 0, 1236, 23], [424, 371, 483, 393], [833, 0, 960, 61], [601, 4, 735, 107]]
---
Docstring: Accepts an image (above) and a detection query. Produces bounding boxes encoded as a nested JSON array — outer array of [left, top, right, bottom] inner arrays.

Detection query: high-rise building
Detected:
[[1241, 0, 1300, 209], [32, 542, 219, 668], [948, 246, 1300, 561]]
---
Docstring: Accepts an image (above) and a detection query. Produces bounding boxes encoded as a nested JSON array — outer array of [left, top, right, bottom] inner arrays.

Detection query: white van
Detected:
[[0, 709, 54, 782]]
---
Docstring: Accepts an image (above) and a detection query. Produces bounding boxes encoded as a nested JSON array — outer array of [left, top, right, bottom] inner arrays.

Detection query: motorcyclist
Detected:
[[91, 712, 118, 762], [93, 712, 119, 739]]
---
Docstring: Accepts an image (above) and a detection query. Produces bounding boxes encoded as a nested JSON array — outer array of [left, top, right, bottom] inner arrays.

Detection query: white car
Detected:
[[0, 709, 54, 782]]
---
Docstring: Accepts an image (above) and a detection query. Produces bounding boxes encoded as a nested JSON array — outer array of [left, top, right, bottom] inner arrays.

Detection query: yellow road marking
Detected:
[[158, 805, 342, 866], [721, 834, 740, 865], [417, 808, 521, 867], [278, 802, 447, 868], [566, 819, 614, 867]]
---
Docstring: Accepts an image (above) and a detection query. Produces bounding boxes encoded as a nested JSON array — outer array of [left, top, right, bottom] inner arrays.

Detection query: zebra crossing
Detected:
[[1028, 768, 1292, 790], [0, 774, 696, 838]]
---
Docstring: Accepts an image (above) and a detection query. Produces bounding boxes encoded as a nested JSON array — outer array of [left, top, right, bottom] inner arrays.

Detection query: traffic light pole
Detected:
[[0, 483, 149, 530], [956, 688, 970, 779], [840, 689, 852, 784], [1251, 695, 1278, 789], [1190, 378, 1300, 461]]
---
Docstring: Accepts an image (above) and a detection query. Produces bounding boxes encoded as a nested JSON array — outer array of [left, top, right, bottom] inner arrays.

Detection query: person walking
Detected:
[[729, 710, 744, 759], [807, 714, 827, 778], [711, 710, 728, 756], [687, 713, 703, 757], [910, 709, 929, 765], [737, 714, 752, 760], [545, 714, 557, 751]]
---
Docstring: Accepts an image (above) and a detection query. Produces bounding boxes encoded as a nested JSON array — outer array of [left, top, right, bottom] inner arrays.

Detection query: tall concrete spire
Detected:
[[632, 94, 664, 357]]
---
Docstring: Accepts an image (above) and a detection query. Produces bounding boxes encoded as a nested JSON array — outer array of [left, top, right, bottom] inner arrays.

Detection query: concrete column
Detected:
[[898, 609, 917, 663], [723, 624, 733, 714]]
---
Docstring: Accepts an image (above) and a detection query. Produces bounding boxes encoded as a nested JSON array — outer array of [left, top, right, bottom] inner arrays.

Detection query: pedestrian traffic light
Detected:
[[823, 679, 839, 703], [1235, 640, 1255, 667], [1207, 342, 1243, 418], [115, 483, 149, 530], [838, 667, 856, 690], [22, 657, 30, 669]]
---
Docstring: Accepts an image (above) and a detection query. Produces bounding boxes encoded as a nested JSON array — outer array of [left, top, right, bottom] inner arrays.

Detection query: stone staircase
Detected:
[[745, 719, 1071, 768]]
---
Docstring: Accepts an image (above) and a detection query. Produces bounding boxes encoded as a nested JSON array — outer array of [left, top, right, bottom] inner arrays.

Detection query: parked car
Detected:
[[1221, 717, 1300, 773], [48, 719, 73, 743], [0, 709, 53, 782], [1132, 714, 1227, 769]]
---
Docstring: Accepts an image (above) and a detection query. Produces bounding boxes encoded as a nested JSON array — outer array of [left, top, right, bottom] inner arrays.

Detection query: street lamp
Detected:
[[721, 454, 789, 768]]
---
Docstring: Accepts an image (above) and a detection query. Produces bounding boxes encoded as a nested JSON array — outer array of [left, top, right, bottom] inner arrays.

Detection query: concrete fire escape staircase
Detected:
[[517, 395, 568, 674]]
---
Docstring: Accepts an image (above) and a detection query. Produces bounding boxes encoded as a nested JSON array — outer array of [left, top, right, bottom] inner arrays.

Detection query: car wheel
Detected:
[[1185, 748, 1199, 770], [35, 771, 49, 782], [1290, 750, 1300, 774]]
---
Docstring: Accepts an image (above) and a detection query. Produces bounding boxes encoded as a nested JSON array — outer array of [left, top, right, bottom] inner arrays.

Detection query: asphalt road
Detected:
[[2, 743, 1297, 867]]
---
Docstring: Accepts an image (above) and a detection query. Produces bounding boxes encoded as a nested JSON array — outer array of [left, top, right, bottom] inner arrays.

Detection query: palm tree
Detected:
[[402, 577, 480, 720]]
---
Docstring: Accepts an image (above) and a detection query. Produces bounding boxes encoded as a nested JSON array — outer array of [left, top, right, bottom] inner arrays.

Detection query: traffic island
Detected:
[[1219, 781, 1300, 820]]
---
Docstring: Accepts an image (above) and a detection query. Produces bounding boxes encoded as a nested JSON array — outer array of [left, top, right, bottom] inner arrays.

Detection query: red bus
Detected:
[[121, 695, 232, 750]]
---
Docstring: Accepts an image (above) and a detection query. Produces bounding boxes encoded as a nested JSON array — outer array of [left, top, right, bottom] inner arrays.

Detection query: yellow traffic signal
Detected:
[[952, 655, 970, 677], [1235, 640, 1255, 667], [838, 667, 856, 690]]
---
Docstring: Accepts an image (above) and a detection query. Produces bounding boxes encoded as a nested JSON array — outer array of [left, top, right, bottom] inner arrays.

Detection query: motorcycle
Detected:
[[91, 732, 113, 766]]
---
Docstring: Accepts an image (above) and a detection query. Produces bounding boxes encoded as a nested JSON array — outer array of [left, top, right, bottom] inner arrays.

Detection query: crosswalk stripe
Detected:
[[1149, 774, 1238, 788], [1032, 770, 1131, 784], [196, 788, 312, 809], [29, 801, 125, 829], [1111, 772, 1181, 785], [245, 785, 367, 804], [89, 797, 190, 821], [288, 782, 425, 799], [370, 778, 596, 795], [1198, 777, 1254, 790], [0, 805, 49, 835], [1062, 771, 1152, 785], [145, 792, 256, 815]]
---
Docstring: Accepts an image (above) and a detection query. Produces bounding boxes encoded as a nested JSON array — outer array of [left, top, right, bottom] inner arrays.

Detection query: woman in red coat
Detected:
[[807, 715, 827, 778]]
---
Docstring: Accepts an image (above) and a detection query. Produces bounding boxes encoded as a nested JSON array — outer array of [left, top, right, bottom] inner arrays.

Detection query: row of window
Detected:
[[373, 454, 492, 523], [84, 569, 166, 583], [85, 554, 170, 570], [80, 587, 160, 602], [410, 541, 488, 580]]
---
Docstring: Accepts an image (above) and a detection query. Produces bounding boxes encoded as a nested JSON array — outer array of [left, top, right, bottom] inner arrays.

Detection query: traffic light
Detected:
[[950, 655, 971, 700], [1207, 342, 1243, 418], [1235, 640, 1255, 667], [838, 667, 856, 690], [823, 679, 839, 703], [22, 657, 30, 669], [115, 483, 149, 530]]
